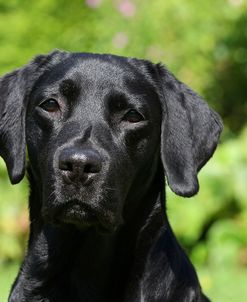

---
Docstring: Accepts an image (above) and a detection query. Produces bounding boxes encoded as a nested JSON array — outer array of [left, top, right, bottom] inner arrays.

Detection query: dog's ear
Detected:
[[156, 64, 223, 197], [0, 50, 67, 184]]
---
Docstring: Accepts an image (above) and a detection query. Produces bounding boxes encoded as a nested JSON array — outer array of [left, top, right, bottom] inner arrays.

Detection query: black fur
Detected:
[[0, 50, 222, 302]]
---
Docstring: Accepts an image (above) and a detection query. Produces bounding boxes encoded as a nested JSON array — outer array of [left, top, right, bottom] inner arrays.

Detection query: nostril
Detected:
[[59, 160, 73, 172], [84, 164, 93, 174], [84, 162, 101, 174]]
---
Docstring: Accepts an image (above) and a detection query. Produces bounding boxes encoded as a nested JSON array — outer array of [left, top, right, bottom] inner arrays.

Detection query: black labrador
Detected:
[[0, 50, 222, 302]]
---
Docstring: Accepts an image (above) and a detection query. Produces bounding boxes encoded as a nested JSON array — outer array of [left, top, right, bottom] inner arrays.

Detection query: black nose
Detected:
[[58, 147, 102, 183]]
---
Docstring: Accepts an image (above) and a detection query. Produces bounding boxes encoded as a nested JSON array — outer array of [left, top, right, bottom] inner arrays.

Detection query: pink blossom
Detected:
[[85, 0, 102, 8], [117, 0, 136, 18]]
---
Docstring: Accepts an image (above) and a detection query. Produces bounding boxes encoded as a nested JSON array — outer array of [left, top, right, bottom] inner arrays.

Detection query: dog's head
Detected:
[[0, 50, 222, 231]]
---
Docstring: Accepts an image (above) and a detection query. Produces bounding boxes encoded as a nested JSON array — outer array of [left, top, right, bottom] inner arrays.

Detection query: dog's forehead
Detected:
[[32, 54, 157, 100], [37, 55, 143, 90], [61, 63, 134, 98]]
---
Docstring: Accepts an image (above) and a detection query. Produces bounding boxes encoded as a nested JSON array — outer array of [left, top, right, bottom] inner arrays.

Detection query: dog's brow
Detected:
[[59, 79, 80, 99]]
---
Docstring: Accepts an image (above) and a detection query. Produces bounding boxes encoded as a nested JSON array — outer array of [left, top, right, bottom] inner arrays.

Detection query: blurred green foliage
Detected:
[[0, 0, 246, 301]]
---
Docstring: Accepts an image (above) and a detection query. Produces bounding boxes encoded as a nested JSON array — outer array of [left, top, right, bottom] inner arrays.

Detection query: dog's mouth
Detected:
[[48, 200, 120, 233], [58, 201, 97, 228]]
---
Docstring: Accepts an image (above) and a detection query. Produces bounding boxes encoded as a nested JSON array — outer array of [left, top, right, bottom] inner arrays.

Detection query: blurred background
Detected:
[[0, 0, 246, 301]]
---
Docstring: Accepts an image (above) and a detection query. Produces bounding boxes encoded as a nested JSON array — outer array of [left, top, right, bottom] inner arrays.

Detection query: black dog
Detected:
[[0, 50, 222, 302]]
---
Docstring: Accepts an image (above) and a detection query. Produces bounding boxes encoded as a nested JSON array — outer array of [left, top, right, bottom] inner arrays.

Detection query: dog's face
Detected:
[[26, 54, 161, 230], [0, 51, 223, 231]]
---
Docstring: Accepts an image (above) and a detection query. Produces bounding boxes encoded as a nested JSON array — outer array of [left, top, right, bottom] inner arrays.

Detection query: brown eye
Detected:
[[124, 109, 144, 123], [39, 99, 60, 112]]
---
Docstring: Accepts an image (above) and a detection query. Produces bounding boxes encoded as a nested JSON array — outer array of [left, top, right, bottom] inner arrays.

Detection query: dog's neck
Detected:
[[11, 168, 205, 302], [12, 170, 166, 301]]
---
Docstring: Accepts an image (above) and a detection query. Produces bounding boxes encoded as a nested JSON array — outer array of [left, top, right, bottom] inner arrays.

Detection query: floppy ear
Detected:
[[157, 64, 223, 197], [0, 50, 67, 184]]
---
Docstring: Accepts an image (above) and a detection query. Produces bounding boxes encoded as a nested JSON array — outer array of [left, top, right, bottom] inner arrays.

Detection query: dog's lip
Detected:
[[58, 200, 97, 223], [55, 200, 119, 232]]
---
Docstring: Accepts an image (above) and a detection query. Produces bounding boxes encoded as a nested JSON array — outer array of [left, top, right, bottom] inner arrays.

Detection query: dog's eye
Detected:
[[39, 99, 60, 113], [124, 109, 144, 123]]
